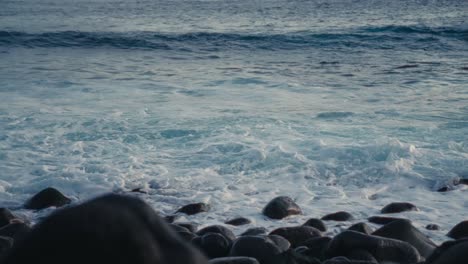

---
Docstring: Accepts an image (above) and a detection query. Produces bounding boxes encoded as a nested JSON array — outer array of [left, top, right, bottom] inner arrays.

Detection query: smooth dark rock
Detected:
[[298, 236, 332, 260], [240, 227, 267, 236], [268, 235, 291, 252], [225, 217, 251, 226], [425, 238, 468, 264], [326, 230, 421, 264], [321, 211, 354, 221], [302, 218, 327, 232], [426, 224, 440, 231], [176, 222, 198, 233], [262, 196, 302, 220], [177, 203, 210, 215], [2, 193, 207, 264], [229, 235, 285, 264], [348, 223, 373, 235], [0, 209, 16, 229], [24, 187, 71, 210], [372, 219, 436, 258], [269, 226, 322, 248], [177, 231, 197, 242], [458, 178, 468, 185], [287, 249, 322, 264], [447, 220, 468, 239], [197, 225, 236, 242], [346, 250, 378, 263], [368, 216, 408, 225], [0, 223, 31, 240], [193, 233, 231, 259], [437, 186, 450, 192], [164, 214, 179, 223], [130, 187, 147, 194], [209, 257, 260, 264], [169, 223, 191, 233], [381, 202, 418, 214], [0, 236, 13, 255]]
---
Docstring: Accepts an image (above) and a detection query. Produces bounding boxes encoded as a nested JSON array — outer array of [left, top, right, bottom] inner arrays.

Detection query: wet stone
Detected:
[[380, 202, 417, 214]]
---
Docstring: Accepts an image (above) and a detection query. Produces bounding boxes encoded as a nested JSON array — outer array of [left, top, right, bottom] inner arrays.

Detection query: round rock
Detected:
[[177, 202, 210, 215], [240, 227, 267, 236], [225, 217, 251, 226], [24, 187, 71, 210], [262, 196, 302, 220], [302, 218, 327, 232], [426, 224, 440, 231], [348, 223, 373, 235], [380, 202, 417, 214], [372, 219, 436, 258], [0, 209, 16, 229], [321, 211, 354, 222], [229, 235, 286, 264], [192, 233, 231, 259], [447, 220, 468, 239], [197, 225, 236, 242], [269, 226, 322, 248], [326, 230, 421, 264]]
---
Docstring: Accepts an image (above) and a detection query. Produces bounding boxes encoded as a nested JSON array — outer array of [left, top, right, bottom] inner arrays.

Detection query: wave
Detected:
[[0, 25, 465, 50]]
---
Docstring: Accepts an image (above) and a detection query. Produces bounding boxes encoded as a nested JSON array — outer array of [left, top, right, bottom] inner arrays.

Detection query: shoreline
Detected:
[[0, 187, 467, 263]]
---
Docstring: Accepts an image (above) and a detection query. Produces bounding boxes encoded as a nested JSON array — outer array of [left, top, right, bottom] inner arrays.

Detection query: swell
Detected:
[[0, 25, 465, 50]]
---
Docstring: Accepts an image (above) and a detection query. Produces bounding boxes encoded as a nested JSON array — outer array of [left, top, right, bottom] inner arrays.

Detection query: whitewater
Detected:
[[0, 0, 467, 243]]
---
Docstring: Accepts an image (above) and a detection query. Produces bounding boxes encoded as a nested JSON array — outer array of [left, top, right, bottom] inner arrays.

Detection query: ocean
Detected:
[[0, 0, 467, 242]]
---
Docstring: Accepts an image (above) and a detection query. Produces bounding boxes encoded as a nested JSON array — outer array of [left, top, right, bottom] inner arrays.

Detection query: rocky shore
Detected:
[[0, 187, 467, 264]]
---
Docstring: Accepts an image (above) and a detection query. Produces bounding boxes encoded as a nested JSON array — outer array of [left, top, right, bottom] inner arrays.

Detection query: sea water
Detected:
[[0, 0, 467, 242]]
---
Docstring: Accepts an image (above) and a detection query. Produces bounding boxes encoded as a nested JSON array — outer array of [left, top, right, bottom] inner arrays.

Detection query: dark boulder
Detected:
[[0, 236, 13, 255], [321, 211, 354, 221], [225, 217, 251, 226], [368, 216, 408, 225], [447, 220, 468, 239], [426, 224, 440, 231], [164, 214, 179, 223], [240, 227, 267, 236], [425, 238, 468, 264], [209, 257, 260, 264], [381, 202, 418, 214], [197, 225, 236, 243], [176, 222, 198, 233], [372, 219, 436, 258], [177, 231, 197, 242], [345, 250, 378, 263], [24, 187, 71, 210], [193, 233, 231, 259], [297, 236, 332, 260], [262, 196, 302, 220], [177, 203, 210, 215], [325, 230, 421, 264], [169, 223, 191, 233], [0, 223, 31, 240], [348, 223, 373, 235], [0, 209, 16, 228], [229, 236, 286, 264], [269, 226, 322, 248], [2, 193, 208, 264], [302, 218, 327, 232], [268, 235, 291, 252]]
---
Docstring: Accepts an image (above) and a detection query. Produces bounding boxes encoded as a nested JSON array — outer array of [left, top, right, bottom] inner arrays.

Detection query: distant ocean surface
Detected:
[[0, 0, 467, 241]]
